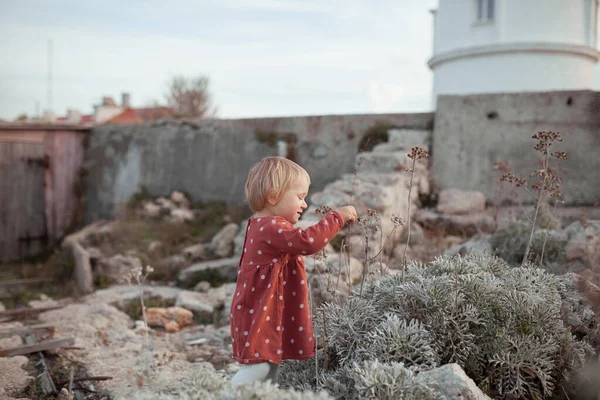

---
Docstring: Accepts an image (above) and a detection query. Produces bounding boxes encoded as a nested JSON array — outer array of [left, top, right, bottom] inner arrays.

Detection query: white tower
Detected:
[[428, 0, 600, 105]]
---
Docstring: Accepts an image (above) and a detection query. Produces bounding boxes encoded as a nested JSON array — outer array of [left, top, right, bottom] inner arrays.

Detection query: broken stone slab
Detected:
[[415, 209, 496, 236], [436, 188, 486, 215], [89, 285, 182, 305], [417, 363, 492, 399], [387, 128, 431, 149], [178, 257, 239, 285], [175, 286, 234, 322], [444, 235, 494, 256], [356, 151, 410, 174]]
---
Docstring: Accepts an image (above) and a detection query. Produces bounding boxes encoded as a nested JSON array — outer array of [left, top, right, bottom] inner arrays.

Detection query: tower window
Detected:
[[477, 0, 495, 22]]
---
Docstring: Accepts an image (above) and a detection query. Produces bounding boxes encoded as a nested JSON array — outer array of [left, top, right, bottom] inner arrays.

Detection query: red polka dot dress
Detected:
[[230, 211, 344, 365]]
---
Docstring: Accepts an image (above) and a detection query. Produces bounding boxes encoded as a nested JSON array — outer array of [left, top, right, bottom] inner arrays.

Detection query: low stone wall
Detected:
[[84, 113, 433, 221], [432, 90, 600, 205]]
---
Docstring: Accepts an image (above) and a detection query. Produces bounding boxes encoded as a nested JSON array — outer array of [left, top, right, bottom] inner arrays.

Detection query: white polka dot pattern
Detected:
[[230, 211, 343, 363]]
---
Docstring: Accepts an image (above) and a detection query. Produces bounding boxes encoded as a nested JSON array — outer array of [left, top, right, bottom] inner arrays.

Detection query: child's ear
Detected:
[[267, 191, 278, 206]]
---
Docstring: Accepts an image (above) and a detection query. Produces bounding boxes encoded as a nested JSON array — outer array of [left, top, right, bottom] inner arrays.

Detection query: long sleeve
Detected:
[[259, 212, 344, 256]]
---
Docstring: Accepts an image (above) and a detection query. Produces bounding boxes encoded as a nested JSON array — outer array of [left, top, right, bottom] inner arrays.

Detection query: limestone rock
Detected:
[[417, 363, 492, 399], [193, 281, 211, 293], [445, 235, 494, 256], [98, 254, 143, 283], [209, 223, 239, 258], [0, 356, 33, 397], [178, 257, 239, 286], [437, 189, 486, 215], [170, 191, 190, 208], [142, 201, 162, 218], [182, 243, 207, 261], [146, 306, 194, 332], [169, 208, 195, 223], [415, 209, 495, 236]]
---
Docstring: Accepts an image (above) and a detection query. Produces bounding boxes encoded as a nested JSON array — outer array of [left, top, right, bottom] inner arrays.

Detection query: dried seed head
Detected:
[[390, 215, 404, 226], [315, 206, 333, 216], [407, 146, 429, 161]]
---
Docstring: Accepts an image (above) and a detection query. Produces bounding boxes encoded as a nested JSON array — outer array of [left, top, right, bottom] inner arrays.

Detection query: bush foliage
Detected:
[[277, 253, 598, 399]]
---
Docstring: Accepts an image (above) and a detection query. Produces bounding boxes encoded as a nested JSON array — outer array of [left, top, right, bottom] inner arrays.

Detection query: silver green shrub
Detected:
[[280, 253, 598, 399]]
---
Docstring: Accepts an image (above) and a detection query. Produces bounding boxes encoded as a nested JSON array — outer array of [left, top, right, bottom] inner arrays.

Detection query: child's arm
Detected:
[[262, 212, 345, 256]]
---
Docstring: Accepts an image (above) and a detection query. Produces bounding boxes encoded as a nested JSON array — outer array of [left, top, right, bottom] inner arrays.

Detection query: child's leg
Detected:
[[231, 362, 279, 389], [265, 363, 279, 383], [231, 362, 270, 389]]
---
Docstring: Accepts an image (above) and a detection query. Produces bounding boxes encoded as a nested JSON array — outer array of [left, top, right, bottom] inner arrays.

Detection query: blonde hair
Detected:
[[245, 157, 310, 212]]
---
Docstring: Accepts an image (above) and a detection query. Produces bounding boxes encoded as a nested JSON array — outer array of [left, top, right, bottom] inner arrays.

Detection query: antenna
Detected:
[[47, 39, 53, 113]]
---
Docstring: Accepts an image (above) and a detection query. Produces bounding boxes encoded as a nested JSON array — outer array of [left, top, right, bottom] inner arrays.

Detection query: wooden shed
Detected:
[[0, 124, 91, 262]]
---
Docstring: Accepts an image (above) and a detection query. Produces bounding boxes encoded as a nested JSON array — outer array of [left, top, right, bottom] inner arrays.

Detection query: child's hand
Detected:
[[335, 206, 357, 225]]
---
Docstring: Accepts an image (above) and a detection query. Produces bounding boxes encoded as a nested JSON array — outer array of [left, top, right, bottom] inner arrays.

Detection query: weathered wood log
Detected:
[[0, 337, 74, 357], [72, 242, 93, 294], [0, 306, 62, 321], [0, 278, 49, 287], [0, 323, 55, 338]]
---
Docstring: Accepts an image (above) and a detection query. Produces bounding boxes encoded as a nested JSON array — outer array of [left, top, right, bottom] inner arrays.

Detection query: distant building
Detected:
[[106, 106, 175, 124], [93, 92, 131, 123], [429, 0, 600, 105]]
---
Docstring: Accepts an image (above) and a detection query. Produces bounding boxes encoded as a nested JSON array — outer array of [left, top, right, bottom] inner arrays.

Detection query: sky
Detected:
[[0, 0, 598, 121], [0, 0, 440, 120]]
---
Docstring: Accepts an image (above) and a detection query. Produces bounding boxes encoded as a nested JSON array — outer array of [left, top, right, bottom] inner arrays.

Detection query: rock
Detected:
[[176, 285, 235, 323], [178, 255, 239, 284], [445, 235, 494, 256], [175, 292, 216, 321], [57, 387, 74, 400], [142, 201, 162, 218], [0, 301, 5, 312], [148, 241, 163, 254], [98, 254, 143, 283], [169, 208, 195, 223], [0, 356, 33, 397], [415, 209, 495, 236], [564, 220, 600, 270], [233, 220, 248, 256], [159, 255, 188, 272], [156, 197, 176, 211], [182, 243, 207, 261], [304, 254, 363, 284], [356, 151, 409, 174], [387, 128, 431, 149], [398, 222, 426, 246], [170, 191, 190, 208], [193, 281, 211, 292], [209, 223, 239, 258], [437, 189, 486, 215], [146, 307, 194, 332], [417, 363, 492, 399]]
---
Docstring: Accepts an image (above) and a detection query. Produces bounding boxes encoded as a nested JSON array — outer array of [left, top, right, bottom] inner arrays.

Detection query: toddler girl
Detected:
[[230, 156, 357, 389]]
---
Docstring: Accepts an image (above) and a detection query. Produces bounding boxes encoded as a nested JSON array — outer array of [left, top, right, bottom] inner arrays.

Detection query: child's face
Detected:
[[271, 176, 309, 224]]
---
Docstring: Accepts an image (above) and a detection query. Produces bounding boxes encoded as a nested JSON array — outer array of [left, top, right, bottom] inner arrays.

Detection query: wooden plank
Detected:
[[0, 337, 74, 357], [0, 278, 49, 287], [0, 323, 55, 338], [0, 306, 62, 321]]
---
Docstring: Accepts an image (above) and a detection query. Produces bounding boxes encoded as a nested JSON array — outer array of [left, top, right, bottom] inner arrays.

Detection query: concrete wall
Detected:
[[84, 113, 433, 221], [432, 90, 600, 205]]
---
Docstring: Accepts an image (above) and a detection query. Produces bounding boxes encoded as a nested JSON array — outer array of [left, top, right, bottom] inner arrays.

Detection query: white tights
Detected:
[[231, 362, 279, 390]]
